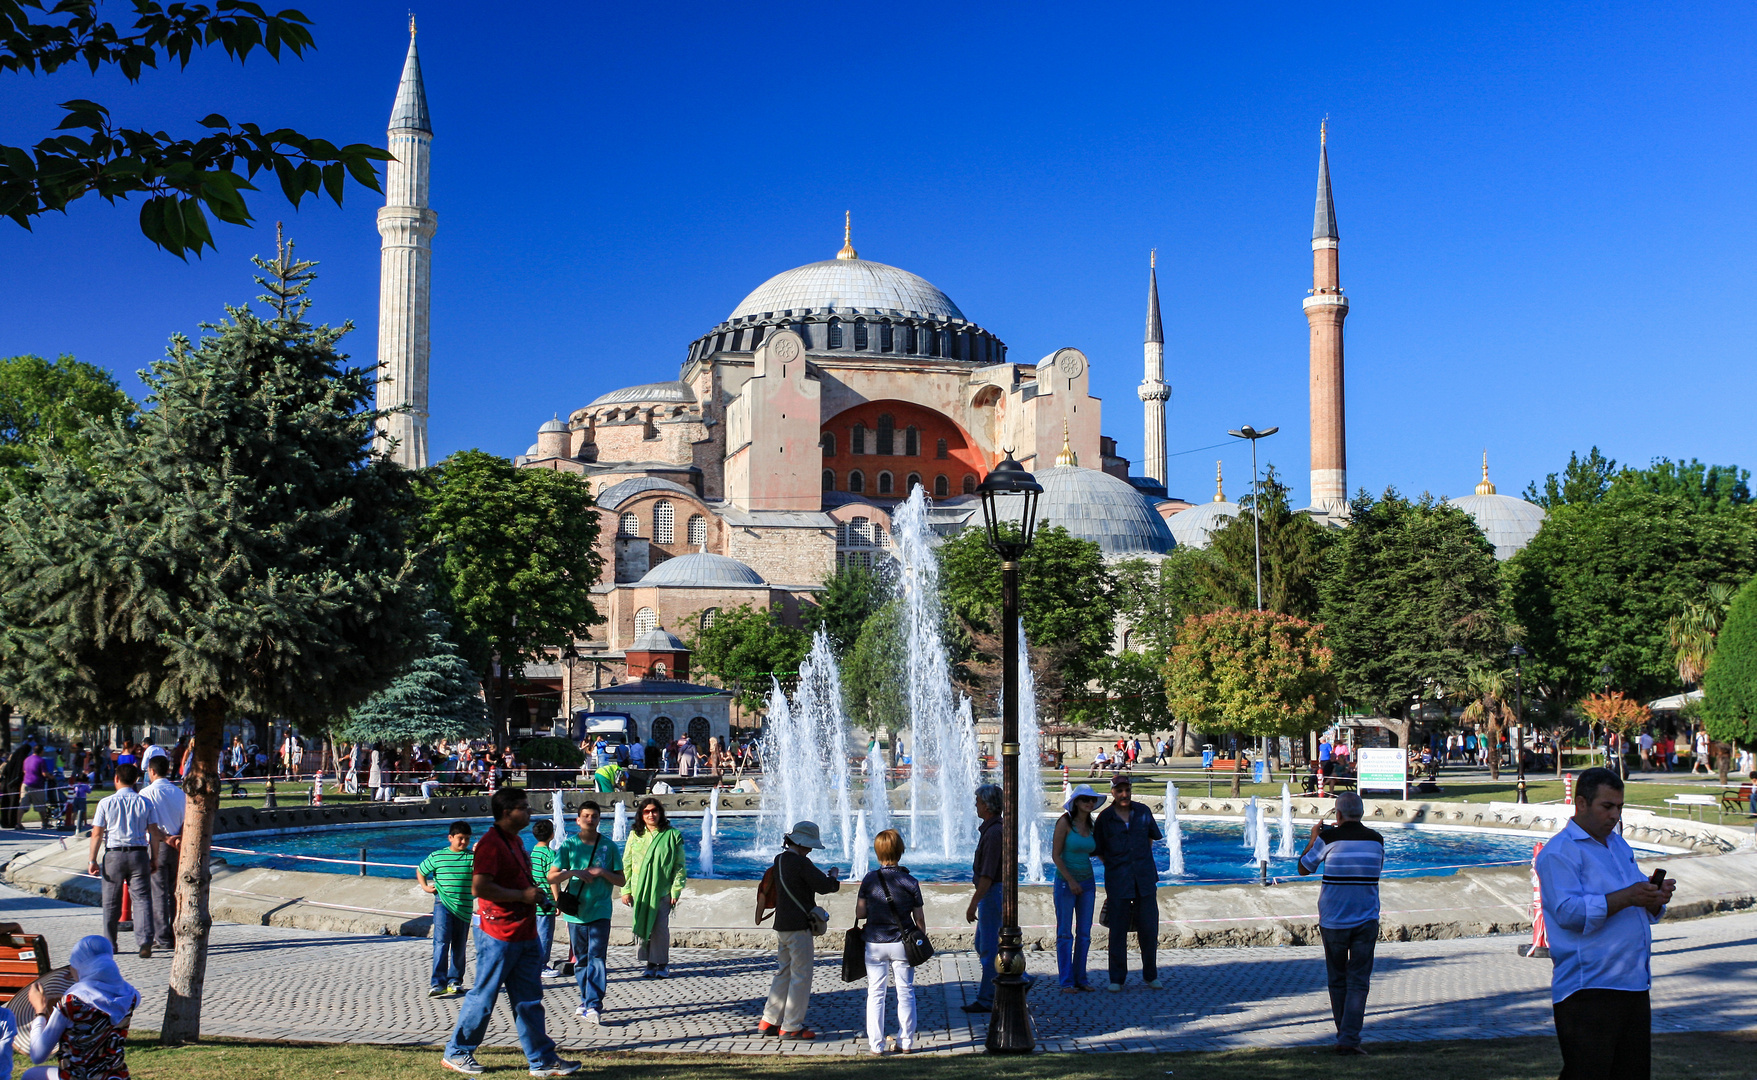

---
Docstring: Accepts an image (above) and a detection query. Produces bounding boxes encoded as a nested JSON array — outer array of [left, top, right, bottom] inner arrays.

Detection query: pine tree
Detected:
[[0, 236, 426, 1043], [342, 611, 489, 747], [1704, 577, 1757, 750]]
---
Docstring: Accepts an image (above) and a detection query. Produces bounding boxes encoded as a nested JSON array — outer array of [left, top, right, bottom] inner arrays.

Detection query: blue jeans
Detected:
[[973, 888, 1001, 1007], [568, 918, 611, 1012], [1320, 920, 1378, 1048], [431, 902, 468, 989], [1053, 875, 1095, 988], [535, 912, 555, 969], [445, 929, 556, 1068]]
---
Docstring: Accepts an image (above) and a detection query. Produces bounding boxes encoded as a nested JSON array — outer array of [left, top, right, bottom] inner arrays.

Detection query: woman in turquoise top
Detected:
[[1052, 784, 1103, 991]]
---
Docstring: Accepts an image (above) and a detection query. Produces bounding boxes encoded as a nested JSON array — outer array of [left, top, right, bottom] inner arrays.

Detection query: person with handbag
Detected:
[[621, 797, 686, 979], [548, 800, 625, 1024], [754, 820, 841, 1039], [854, 828, 926, 1055], [1052, 784, 1103, 992], [1093, 773, 1163, 992]]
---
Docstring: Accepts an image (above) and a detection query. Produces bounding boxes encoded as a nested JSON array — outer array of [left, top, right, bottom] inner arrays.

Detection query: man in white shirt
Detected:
[[1536, 767, 1675, 1078], [87, 763, 166, 957], [141, 740, 169, 770], [139, 755, 187, 952]]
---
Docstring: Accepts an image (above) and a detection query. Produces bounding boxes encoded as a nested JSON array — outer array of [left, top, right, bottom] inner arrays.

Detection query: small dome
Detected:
[[1449, 492, 1546, 560], [1167, 500, 1241, 550], [985, 466, 1176, 556], [636, 552, 766, 588], [539, 415, 568, 433], [595, 476, 698, 511], [524, 443, 541, 457], [729, 259, 964, 322], [629, 627, 690, 652], [589, 381, 694, 408]]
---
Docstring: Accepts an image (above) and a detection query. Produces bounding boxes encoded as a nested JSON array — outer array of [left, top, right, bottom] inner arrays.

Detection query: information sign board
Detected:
[[1356, 747, 1408, 799]]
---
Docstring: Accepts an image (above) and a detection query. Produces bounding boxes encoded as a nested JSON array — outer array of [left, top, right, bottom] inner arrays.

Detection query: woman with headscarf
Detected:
[[23, 934, 140, 1080], [620, 796, 686, 978]]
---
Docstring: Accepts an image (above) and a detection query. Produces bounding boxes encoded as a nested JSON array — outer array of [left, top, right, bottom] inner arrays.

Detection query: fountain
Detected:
[[1162, 781, 1185, 877], [1253, 803, 1271, 868], [864, 737, 892, 835], [758, 628, 855, 859], [551, 789, 567, 850], [1016, 620, 1047, 884], [611, 798, 628, 843], [1277, 783, 1297, 858], [852, 808, 871, 882], [700, 798, 715, 877], [1242, 797, 1259, 849]]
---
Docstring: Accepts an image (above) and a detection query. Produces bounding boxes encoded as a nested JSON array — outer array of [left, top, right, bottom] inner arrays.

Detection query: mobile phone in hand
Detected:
[[1648, 868, 1666, 887]]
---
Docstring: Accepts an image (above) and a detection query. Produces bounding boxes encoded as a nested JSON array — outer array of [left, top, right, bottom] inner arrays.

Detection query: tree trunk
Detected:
[[161, 694, 226, 1044], [1483, 696, 1502, 780]]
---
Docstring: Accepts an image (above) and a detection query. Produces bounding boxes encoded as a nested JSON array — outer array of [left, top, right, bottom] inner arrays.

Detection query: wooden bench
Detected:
[[1665, 793, 1721, 822], [0, 932, 51, 1005], [1205, 759, 1242, 772], [1722, 784, 1754, 815]]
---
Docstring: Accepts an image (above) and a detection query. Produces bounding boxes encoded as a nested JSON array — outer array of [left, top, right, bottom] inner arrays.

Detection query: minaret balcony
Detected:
[[1302, 294, 1350, 315], [1137, 381, 1171, 402]]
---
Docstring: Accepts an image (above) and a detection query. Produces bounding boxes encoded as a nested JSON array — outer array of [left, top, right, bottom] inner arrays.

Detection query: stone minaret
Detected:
[[1138, 250, 1170, 485], [374, 18, 436, 469], [1303, 121, 1349, 515]]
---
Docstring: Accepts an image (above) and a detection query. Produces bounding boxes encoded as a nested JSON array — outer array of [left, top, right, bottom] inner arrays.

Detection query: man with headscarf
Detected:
[[23, 934, 140, 1080]]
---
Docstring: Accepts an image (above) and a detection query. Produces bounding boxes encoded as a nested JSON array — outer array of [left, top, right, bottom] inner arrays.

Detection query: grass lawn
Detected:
[[89, 1032, 1754, 1079]]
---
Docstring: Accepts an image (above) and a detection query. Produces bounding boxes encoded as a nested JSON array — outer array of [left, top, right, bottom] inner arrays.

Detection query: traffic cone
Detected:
[[118, 883, 133, 933]]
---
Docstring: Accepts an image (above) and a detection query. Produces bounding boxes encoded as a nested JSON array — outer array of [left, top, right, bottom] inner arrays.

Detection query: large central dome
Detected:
[[729, 258, 965, 322]]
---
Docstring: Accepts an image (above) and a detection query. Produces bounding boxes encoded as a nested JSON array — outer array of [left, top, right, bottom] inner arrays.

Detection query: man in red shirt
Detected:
[[441, 787, 579, 1076]]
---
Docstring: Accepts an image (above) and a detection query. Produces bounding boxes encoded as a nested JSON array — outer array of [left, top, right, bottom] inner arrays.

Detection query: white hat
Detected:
[[1062, 784, 1106, 812], [784, 820, 825, 849]]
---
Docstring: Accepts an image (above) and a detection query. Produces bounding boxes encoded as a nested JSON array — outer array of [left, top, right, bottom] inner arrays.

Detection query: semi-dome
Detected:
[[987, 466, 1176, 557], [594, 476, 698, 511], [636, 552, 766, 588], [589, 381, 694, 409], [1167, 500, 1240, 550], [729, 258, 964, 322], [1449, 457, 1545, 560]]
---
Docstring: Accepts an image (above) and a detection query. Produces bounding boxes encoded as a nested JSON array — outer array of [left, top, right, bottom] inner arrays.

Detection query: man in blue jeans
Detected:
[[547, 800, 624, 1024], [441, 787, 579, 1077], [1093, 773, 1163, 991], [1298, 791, 1385, 1055], [962, 784, 1004, 1012], [416, 821, 474, 996]]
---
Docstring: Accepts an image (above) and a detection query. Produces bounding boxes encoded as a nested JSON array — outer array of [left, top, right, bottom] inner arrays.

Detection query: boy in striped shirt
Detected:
[[530, 820, 560, 977], [419, 821, 475, 997], [1297, 792, 1384, 1056]]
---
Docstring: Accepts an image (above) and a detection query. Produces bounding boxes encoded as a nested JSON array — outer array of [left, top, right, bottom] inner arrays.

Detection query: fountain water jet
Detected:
[[700, 799, 715, 877], [611, 798, 628, 843], [1016, 620, 1048, 884], [757, 629, 855, 859], [1277, 784, 1297, 858], [1243, 797, 1259, 849], [852, 808, 871, 882], [1162, 781, 1185, 877]]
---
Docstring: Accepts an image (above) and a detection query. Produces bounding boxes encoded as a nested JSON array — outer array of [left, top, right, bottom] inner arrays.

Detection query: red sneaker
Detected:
[[757, 1021, 779, 1036], [781, 1028, 818, 1040]]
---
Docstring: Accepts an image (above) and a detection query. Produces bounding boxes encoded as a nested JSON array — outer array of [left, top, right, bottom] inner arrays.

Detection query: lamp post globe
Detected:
[[974, 452, 1041, 1053]]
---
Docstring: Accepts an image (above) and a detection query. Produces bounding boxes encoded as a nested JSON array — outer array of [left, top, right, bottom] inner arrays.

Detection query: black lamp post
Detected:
[[1226, 425, 1279, 611], [975, 452, 1042, 1055], [1509, 644, 1527, 803], [560, 643, 581, 737], [1598, 662, 1614, 775]]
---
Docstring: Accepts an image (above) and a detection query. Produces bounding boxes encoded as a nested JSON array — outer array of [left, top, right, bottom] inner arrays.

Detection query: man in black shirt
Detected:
[[756, 820, 841, 1039], [964, 783, 1004, 1012]]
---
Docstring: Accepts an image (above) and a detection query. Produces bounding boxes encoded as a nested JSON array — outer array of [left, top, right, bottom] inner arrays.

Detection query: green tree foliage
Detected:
[[0, 238, 426, 1042], [842, 598, 906, 738], [687, 603, 809, 713], [1087, 649, 1174, 736], [1505, 487, 1757, 706], [341, 611, 487, 747], [1523, 446, 1620, 508], [1319, 489, 1502, 737], [1703, 577, 1757, 747], [1200, 467, 1332, 618], [803, 562, 885, 654], [0, 2, 391, 257], [1524, 447, 1750, 515], [417, 450, 604, 748], [0, 353, 136, 489], [1112, 546, 1222, 654]]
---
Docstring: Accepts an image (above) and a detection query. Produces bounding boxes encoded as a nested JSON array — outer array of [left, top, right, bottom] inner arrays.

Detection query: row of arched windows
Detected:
[[649, 716, 713, 751], [823, 418, 949, 459], [824, 471, 975, 497], [617, 501, 707, 546]]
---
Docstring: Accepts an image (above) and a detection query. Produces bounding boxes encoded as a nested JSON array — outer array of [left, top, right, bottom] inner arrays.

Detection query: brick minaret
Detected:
[[1138, 251, 1170, 485], [1303, 122, 1348, 515], [375, 18, 437, 469]]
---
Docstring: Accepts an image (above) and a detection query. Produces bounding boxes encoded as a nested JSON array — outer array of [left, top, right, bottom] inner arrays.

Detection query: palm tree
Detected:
[[1668, 583, 1735, 689], [1458, 664, 1515, 780]]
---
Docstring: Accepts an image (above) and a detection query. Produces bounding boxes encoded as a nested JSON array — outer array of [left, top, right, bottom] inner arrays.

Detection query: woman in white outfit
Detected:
[[368, 742, 386, 801], [855, 828, 926, 1055]]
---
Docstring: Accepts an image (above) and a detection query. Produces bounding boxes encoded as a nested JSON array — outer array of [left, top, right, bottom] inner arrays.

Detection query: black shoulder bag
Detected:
[[877, 868, 935, 967], [553, 836, 601, 919]]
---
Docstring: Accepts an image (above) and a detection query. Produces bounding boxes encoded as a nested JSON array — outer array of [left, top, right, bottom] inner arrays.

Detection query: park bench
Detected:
[[1719, 784, 1753, 816], [1206, 759, 1242, 772], [1665, 793, 1721, 822], [0, 931, 51, 1005]]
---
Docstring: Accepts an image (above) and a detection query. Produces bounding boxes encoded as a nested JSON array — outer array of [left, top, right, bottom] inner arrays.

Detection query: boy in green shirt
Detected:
[[548, 800, 625, 1023], [417, 820, 474, 996], [531, 819, 559, 977]]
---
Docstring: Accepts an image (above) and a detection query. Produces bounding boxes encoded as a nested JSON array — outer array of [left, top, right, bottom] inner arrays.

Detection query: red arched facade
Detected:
[[819, 400, 989, 499]]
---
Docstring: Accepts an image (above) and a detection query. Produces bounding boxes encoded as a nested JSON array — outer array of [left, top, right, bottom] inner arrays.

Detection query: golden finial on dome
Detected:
[[1321, 115, 1328, 147], [409, 12, 417, 36], [837, 211, 858, 260], [1476, 450, 1496, 496], [1150, 248, 1156, 270], [1214, 460, 1226, 503], [1055, 419, 1078, 468]]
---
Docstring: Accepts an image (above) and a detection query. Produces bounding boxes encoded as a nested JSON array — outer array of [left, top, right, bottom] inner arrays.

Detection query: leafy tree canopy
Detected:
[[0, 353, 135, 490], [341, 610, 488, 748], [1163, 609, 1338, 740], [1524, 446, 1750, 515], [842, 597, 906, 737], [1111, 546, 1220, 657], [802, 562, 886, 655], [687, 602, 809, 713], [1084, 648, 1174, 736], [1704, 576, 1757, 747], [1, 1, 391, 256], [1199, 467, 1333, 619], [1524, 447, 1620, 509]]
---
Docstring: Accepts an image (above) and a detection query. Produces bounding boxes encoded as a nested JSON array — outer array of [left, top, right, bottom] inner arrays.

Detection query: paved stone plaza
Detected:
[[0, 839, 1751, 1056]]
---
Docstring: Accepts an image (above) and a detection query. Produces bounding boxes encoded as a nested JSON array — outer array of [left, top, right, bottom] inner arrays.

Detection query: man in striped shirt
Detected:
[[419, 821, 475, 997], [1297, 791, 1384, 1056]]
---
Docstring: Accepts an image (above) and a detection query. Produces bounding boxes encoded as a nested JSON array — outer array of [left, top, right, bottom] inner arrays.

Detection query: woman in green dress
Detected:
[[621, 796, 687, 977]]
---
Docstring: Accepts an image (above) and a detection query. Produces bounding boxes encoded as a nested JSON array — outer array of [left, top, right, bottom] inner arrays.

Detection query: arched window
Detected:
[[936, 438, 949, 460], [963, 474, 977, 494], [1121, 629, 1133, 651], [652, 660, 668, 678], [653, 500, 674, 544], [906, 472, 921, 493], [934, 474, 949, 497], [848, 470, 865, 494], [851, 424, 866, 455], [820, 431, 836, 458], [853, 319, 868, 351], [847, 517, 871, 546], [619, 512, 640, 537], [827, 318, 843, 349], [634, 607, 657, 635], [904, 427, 919, 457], [877, 471, 894, 495], [688, 716, 711, 750], [687, 515, 706, 546], [903, 325, 917, 353], [927, 325, 941, 357], [699, 608, 718, 630], [822, 469, 835, 491], [652, 716, 675, 748], [877, 414, 894, 455], [880, 322, 894, 352]]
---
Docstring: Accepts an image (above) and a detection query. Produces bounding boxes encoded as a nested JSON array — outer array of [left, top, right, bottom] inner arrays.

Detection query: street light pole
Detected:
[[1509, 644, 1527, 803], [975, 453, 1043, 1055], [1227, 425, 1279, 611]]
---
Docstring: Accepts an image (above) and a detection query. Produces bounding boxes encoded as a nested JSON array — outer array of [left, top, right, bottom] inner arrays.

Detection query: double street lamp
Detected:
[[1226, 425, 1279, 611], [975, 452, 1042, 1055], [1508, 644, 1527, 803]]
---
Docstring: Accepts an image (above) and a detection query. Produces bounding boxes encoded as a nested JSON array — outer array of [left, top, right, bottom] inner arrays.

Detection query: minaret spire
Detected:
[[1303, 120, 1349, 516], [1214, 460, 1226, 503], [1476, 450, 1497, 495], [375, 19, 438, 468], [836, 211, 858, 260], [1137, 249, 1170, 485]]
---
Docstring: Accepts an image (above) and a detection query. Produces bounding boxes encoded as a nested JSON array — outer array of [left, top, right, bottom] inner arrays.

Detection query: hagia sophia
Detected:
[[369, 28, 1547, 718]]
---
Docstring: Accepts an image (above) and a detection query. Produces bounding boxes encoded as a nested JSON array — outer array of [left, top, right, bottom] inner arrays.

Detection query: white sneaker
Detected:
[[583, 1008, 601, 1025], [1107, 982, 1122, 992], [540, 967, 562, 979], [1145, 978, 1164, 989]]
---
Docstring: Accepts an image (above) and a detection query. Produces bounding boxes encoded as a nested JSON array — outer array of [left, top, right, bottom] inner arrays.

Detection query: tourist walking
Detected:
[[20, 934, 140, 1080], [1536, 767, 1674, 1079], [138, 756, 186, 953], [368, 743, 386, 801], [855, 828, 922, 1054], [0, 743, 26, 830], [622, 796, 686, 978], [963, 783, 1005, 1012], [418, 821, 474, 997], [1052, 784, 1102, 991], [440, 787, 578, 1076], [530, 820, 559, 976], [87, 764, 164, 956], [754, 820, 841, 1039], [19, 744, 51, 830], [1093, 773, 1162, 991], [549, 801, 624, 1023], [1692, 729, 1711, 775], [1297, 791, 1385, 1055]]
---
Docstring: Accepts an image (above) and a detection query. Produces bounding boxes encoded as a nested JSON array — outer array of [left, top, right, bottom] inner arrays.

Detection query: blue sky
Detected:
[[2, 1, 1753, 506]]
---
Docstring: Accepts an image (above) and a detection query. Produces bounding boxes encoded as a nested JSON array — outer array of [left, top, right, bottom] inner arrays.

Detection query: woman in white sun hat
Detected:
[[1052, 783, 1105, 991]]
